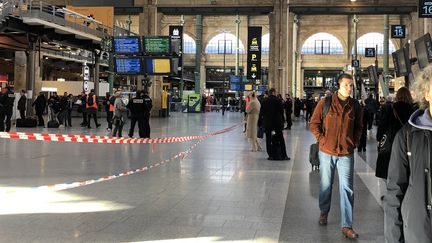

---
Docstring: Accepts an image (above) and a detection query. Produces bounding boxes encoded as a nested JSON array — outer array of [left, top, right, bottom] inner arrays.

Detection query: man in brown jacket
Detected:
[[309, 73, 363, 239]]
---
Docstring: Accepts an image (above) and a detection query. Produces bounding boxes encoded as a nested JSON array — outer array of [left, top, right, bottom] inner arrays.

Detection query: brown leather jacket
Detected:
[[309, 93, 363, 156]]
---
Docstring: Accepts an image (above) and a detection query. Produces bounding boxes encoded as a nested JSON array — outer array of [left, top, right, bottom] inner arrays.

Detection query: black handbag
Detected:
[[375, 107, 403, 179]]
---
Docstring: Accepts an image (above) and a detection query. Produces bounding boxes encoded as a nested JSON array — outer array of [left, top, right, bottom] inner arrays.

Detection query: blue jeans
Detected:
[[319, 151, 354, 228]]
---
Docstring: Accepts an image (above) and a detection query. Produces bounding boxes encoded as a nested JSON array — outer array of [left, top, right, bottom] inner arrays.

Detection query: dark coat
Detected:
[[284, 98, 293, 113], [18, 95, 26, 111], [377, 101, 414, 142], [262, 94, 284, 130], [384, 112, 432, 243], [32, 95, 46, 114]]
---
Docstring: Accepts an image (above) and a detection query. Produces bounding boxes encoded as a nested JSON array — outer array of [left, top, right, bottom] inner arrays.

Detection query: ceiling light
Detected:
[[351, 0, 356, 2]]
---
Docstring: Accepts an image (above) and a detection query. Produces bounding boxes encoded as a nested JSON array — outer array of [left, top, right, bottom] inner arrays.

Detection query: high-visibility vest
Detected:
[[86, 95, 98, 109]]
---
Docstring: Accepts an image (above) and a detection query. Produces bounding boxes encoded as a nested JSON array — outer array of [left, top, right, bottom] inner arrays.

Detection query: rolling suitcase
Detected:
[[16, 118, 37, 128], [47, 107, 60, 128]]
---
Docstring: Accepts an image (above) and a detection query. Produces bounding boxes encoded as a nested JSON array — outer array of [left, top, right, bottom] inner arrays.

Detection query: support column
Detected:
[[108, 52, 114, 93], [14, 51, 26, 92], [352, 15, 358, 99], [268, 0, 288, 93], [290, 13, 299, 97], [26, 42, 37, 116], [383, 15, 390, 87], [93, 51, 100, 96], [235, 15, 240, 76], [195, 15, 202, 94]]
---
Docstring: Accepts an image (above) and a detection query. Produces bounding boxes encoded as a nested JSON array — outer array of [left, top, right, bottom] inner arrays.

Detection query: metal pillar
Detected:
[[93, 51, 100, 96], [222, 32, 226, 116], [383, 15, 390, 87], [108, 52, 114, 93], [179, 15, 185, 98], [292, 14, 298, 97], [352, 15, 358, 99], [235, 15, 240, 76], [26, 41, 36, 116], [194, 15, 202, 94]]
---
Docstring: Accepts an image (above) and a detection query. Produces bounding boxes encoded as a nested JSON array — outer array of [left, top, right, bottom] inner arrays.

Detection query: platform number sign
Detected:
[[365, 48, 376, 58], [391, 25, 406, 38], [419, 0, 432, 18], [352, 60, 360, 68]]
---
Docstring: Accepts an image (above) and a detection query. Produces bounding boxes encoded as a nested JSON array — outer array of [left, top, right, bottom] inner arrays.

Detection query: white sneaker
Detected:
[[106, 128, 111, 131], [59, 125, 64, 128]]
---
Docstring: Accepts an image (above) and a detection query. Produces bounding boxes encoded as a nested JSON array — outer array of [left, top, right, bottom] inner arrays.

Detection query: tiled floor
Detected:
[[0, 112, 384, 242]]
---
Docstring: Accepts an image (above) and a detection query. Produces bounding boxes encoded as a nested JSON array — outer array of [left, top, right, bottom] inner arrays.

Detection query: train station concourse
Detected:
[[0, 0, 429, 242]]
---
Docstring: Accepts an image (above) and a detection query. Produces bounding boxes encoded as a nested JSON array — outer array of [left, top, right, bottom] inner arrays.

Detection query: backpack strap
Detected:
[[320, 96, 332, 133]]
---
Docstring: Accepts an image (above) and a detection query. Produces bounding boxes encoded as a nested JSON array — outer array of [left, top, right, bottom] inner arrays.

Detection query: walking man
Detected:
[[309, 73, 363, 239]]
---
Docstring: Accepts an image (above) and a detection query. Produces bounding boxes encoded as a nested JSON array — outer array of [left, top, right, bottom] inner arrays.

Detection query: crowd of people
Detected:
[[0, 88, 152, 138]]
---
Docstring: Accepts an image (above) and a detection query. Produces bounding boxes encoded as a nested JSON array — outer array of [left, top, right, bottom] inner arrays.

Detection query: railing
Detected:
[[44, 49, 109, 66], [1, 0, 112, 39]]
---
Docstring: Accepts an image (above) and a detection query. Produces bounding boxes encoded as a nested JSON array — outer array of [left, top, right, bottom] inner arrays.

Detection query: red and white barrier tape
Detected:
[[37, 139, 204, 192], [4, 123, 241, 192], [0, 123, 240, 145]]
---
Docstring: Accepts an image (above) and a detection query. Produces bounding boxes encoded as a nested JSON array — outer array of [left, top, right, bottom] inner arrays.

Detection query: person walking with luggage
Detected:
[[32, 93, 46, 126], [284, 93, 293, 129], [309, 73, 363, 239], [86, 89, 100, 129], [17, 90, 26, 119], [262, 88, 289, 161], [384, 65, 432, 243], [246, 92, 262, 152]]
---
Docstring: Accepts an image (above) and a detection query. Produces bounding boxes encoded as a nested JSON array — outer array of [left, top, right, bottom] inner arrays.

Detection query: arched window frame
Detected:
[[183, 33, 196, 54], [353, 32, 396, 55], [262, 33, 270, 54], [205, 33, 245, 54], [301, 32, 344, 55]]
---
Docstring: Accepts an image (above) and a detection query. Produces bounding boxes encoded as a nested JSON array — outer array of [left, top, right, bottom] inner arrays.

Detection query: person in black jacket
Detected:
[[365, 93, 379, 130], [17, 90, 26, 119], [284, 93, 293, 129], [376, 87, 414, 179], [294, 97, 301, 118], [0, 87, 15, 132], [32, 93, 46, 126], [262, 88, 289, 161], [384, 66, 432, 243]]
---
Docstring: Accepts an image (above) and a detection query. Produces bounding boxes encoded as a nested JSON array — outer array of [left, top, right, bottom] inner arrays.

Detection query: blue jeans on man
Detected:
[[318, 151, 354, 228]]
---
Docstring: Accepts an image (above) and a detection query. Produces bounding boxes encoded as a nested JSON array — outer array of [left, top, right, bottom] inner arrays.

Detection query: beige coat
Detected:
[[246, 98, 261, 139]]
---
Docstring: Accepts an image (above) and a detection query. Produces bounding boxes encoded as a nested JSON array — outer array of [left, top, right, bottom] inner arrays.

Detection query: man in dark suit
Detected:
[[262, 88, 290, 161]]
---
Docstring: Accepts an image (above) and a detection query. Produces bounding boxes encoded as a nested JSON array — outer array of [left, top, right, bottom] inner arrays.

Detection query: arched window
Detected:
[[262, 33, 270, 54], [183, 34, 196, 54], [301, 32, 344, 55], [204, 33, 245, 54], [353, 32, 396, 55]]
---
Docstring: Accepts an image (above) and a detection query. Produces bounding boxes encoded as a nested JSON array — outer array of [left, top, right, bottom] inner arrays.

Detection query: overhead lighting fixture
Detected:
[[351, 0, 356, 2]]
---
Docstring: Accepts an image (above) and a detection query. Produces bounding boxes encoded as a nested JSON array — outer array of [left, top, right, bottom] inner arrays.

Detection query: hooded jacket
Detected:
[[384, 109, 432, 243]]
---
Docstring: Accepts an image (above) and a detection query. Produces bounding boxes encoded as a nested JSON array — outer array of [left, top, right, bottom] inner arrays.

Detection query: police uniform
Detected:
[[0, 89, 15, 132], [127, 93, 152, 138]]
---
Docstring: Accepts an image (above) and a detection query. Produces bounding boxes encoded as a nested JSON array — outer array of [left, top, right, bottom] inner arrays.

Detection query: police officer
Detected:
[[127, 90, 152, 138], [0, 87, 15, 132]]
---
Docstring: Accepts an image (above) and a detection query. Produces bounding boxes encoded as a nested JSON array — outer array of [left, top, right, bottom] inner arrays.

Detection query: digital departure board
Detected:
[[114, 58, 142, 74], [113, 37, 141, 54], [143, 36, 171, 54], [144, 57, 171, 74]]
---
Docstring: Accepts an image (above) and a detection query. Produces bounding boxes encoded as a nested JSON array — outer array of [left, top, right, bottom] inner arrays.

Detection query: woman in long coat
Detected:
[[246, 92, 262, 152]]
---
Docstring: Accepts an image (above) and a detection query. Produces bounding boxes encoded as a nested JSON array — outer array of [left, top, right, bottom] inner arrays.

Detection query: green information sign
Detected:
[[143, 37, 170, 54]]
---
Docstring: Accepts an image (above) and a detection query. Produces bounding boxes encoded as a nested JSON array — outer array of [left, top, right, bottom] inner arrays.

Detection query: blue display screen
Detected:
[[115, 58, 141, 74], [113, 37, 140, 54]]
